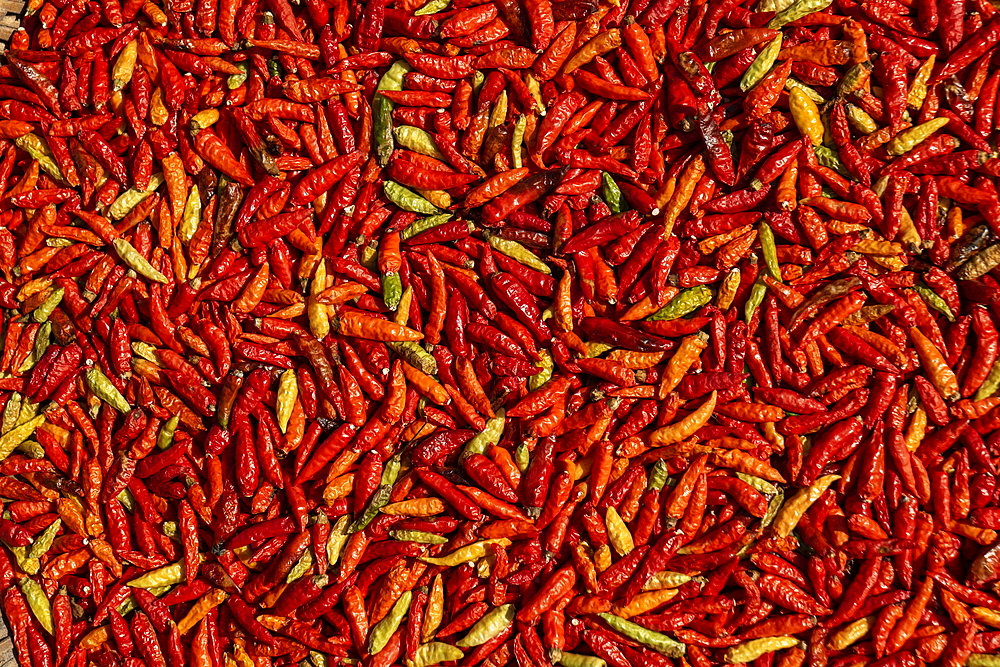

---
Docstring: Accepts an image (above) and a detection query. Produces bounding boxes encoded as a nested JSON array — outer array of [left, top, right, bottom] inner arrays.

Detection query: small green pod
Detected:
[[648, 286, 714, 321], [457, 604, 515, 647], [741, 35, 782, 91], [369, 590, 413, 654], [597, 613, 686, 657], [86, 367, 132, 414], [406, 642, 464, 667]]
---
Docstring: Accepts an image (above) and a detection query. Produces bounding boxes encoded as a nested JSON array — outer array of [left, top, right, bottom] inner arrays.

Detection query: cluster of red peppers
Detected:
[[0, 0, 999, 664]]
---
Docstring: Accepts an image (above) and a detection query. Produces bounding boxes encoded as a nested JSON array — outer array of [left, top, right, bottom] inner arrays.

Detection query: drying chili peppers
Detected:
[[0, 0, 998, 665]]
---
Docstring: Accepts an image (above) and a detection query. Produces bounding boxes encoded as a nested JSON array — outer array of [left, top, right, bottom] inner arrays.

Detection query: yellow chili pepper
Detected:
[[723, 636, 800, 662], [788, 87, 824, 145], [127, 560, 190, 588], [604, 506, 634, 556], [419, 538, 511, 566], [886, 117, 949, 156], [828, 616, 875, 650], [773, 474, 840, 537]]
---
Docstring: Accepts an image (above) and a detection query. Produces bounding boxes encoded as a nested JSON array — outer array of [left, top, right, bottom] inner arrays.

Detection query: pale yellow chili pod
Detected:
[[724, 636, 800, 662], [127, 560, 188, 588], [276, 369, 298, 433], [419, 539, 511, 566], [886, 117, 950, 156], [308, 259, 330, 340], [19, 577, 54, 634], [907, 55, 936, 109], [605, 506, 634, 556]]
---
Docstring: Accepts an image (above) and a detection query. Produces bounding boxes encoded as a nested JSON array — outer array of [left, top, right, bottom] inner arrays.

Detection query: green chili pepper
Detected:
[[486, 233, 551, 274], [648, 460, 668, 490], [767, 0, 833, 28], [373, 94, 394, 167], [267, 58, 283, 79], [114, 239, 169, 283], [8, 547, 37, 575], [913, 285, 955, 322], [813, 145, 849, 176], [128, 560, 187, 588], [108, 173, 166, 220], [395, 125, 446, 161], [757, 0, 794, 9], [407, 642, 464, 667], [457, 604, 515, 647], [724, 637, 799, 663], [597, 613, 686, 657], [385, 181, 442, 214], [382, 273, 403, 311], [602, 172, 624, 213], [369, 590, 413, 653], [31, 287, 63, 323], [16, 400, 38, 429], [19, 577, 54, 634], [759, 223, 781, 281], [557, 653, 607, 667], [401, 213, 453, 240], [969, 654, 1000, 667], [745, 278, 767, 321], [157, 415, 180, 451], [86, 367, 132, 414], [528, 351, 553, 390], [0, 415, 45, 463], [14, 134, 63, 182], [741, 35, 782, 91], [178, 184, 202, 243], [116, 492, 136, 513], [976, 359, 1000, 401], [648, 286, 713, 321], [326, 516, 350, 568], [736, 472, 779, 497], [414, 0, 448, 14], [227, 62, 248, 90], [286, 550, 313, 584], [374, 61, 412, 167], [388, 341, 438, 375], [350, 455, 402, 533], [27, 518, 61, 560], [463, 409, 506, 458], [390, 529, 449, 544], [514, 442, 530, 472], [762, 488, 785, 529]]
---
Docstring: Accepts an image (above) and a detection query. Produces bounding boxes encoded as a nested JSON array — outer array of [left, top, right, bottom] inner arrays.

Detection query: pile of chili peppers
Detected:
[[4, 0, 1000, 664]]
